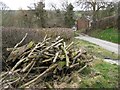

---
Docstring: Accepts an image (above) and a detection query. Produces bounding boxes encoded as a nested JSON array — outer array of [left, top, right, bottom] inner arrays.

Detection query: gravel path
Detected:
[[75, 35, 120, 65]]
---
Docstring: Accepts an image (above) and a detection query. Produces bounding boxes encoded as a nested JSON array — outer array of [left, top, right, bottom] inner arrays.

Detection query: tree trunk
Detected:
[[92, 4, 97, 30]]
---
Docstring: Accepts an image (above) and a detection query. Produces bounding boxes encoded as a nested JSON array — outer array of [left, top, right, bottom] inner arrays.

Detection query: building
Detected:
[[76, 17, 89, 30]]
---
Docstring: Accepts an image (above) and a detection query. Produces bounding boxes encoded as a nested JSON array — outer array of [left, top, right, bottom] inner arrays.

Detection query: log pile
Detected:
[[1, 34, 93, 89]]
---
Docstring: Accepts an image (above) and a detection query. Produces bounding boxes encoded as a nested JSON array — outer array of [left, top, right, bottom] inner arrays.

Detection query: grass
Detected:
[[90, 28, 120, 44], [79, 59, 119, 88], [74, 29, 86, 37], [74, 38, 118, 59], [72, 38, 119, 88]]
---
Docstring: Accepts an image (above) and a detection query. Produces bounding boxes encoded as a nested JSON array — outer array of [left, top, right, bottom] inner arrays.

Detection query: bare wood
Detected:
[[66, 42, 74, 50], [25, 37, 51, 62], [20, 64, 58, 88], [21, 61, 36, 81], [81, 59, 93, 63], [53, 52, 59, 63], [32, 67, 48, 70], [35, 39, 63, 61], [6, 48, 13, 51], [6, 33, 28, 62], [44, 39, 63, 51], [61, 46, 70, 67], [42, 58, 53, 63], [45, 82, 53, 89], [14, 33, 28, 49], [1, 69, 21, 83], [6, 77, 21, 86], [72, 49, 83, 64], [54, 43, 62, 48], [21, 60, 35, 73], [77, 64, 87, 73], [20, 50, 31, 57], [2, 35, 94, 88], [44, 52, 54, 56], [55, 36, 61, 41], [11, 58, 26, 72], [70, 63, 79, 68], [63, 42, 66, 48]]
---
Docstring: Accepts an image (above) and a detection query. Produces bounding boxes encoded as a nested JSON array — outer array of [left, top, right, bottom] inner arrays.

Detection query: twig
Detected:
[[45, 82, 53, 89], [61, 46, 70, 67], [21, 61, 36, 81], [72, 49, 83, 64], [77, 64, 87, 73], [44, 39, 63, 51], [11, 58, 26, 72], [55, 43, 62, 48], [32, 67, 48, 70], [0, 69, 21, 82], [25, 37, 51, 62], [14, 33, 28, 49], [81, 59, 93, 63], [6, 33, 28, 62], [21, 60, 35, 73], [53, 52, 59, 63], [66, 42, 74, 50], [70, 63, 79, 68], [19, 64, 58, 88], [42, 58, 53, 63], [6, 48, 13, 51], [55, 36, 61, 41], [6, 77, 21, 86], [35, 39, 63, 61]]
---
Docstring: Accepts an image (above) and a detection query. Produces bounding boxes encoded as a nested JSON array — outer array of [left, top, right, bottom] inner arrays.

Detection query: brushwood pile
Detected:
[[1, 34, 93, 89]]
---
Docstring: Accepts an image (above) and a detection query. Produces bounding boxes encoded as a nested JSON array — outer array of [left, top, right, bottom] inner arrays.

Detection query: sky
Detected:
[[0, 0, 118, 10], [0, 0, 78, 10]]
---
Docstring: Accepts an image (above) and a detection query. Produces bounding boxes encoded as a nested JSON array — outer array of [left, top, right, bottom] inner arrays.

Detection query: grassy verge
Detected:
[[79, 59, 119, 88], [72, 38, 119, 88], [74, 29, 86, 37], [74, 38, 118, 59], [90, 28, 120, 44]]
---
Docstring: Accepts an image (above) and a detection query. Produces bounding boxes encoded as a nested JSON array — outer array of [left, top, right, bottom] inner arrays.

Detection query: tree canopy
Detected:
[[77, 0, 116, 29], [64, 3, 75, 28]]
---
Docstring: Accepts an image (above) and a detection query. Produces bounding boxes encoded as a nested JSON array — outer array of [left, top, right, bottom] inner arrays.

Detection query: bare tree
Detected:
[[77, 0, 115, 29], [0, 2, 10, 10]]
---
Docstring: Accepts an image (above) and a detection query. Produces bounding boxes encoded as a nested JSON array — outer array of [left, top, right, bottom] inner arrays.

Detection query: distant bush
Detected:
[[2, 27, 74, 58], [95, 15, 117, 29]]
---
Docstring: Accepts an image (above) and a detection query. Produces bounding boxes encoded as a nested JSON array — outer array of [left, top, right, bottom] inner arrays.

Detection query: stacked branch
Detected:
[[1, 34, 93, 89]]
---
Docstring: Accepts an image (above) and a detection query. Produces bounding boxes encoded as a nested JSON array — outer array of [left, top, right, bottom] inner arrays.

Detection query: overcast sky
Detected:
[[0, 0, 118, 10], [0, 0, 77, 10]]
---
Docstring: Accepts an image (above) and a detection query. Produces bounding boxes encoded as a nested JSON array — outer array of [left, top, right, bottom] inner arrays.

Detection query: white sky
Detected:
[[0, 0, 78, 10], [0, 0, 117, 10]]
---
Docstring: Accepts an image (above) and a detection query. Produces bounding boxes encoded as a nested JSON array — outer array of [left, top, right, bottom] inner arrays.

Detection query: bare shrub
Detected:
[[96, 15, 117, 29], [2, 27, 74, 58]]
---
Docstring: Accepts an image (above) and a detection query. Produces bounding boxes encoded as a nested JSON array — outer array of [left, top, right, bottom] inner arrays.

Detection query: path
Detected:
[[75, 34, 120, 65]]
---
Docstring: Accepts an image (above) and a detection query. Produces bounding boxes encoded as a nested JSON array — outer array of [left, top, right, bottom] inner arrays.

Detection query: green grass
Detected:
[[74, 29, 86, 37], [72, 39, 119, 88], [79, 59, 119, 88], [74, 38, 118, 59], [90, 28, 120, 44]]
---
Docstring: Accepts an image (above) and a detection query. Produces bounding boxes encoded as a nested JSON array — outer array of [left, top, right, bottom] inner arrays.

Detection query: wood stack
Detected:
[[1, 34, 93, 89]]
